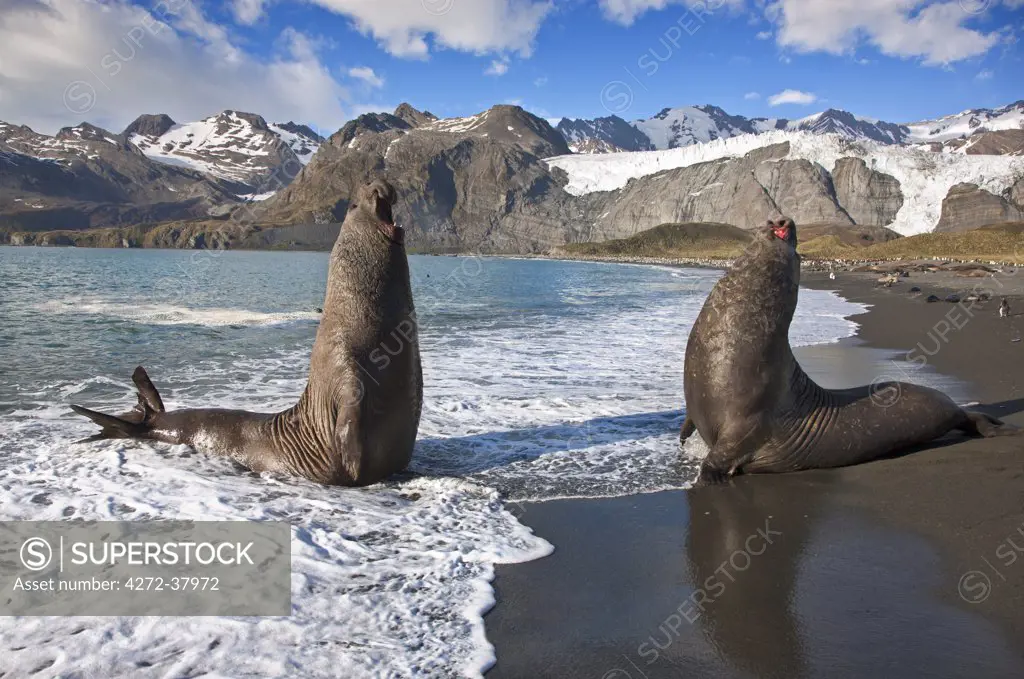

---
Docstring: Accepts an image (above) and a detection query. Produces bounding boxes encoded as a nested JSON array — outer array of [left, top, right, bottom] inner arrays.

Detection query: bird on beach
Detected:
[[829, 271, 836, 281], [1000, 298, 1010, 319]]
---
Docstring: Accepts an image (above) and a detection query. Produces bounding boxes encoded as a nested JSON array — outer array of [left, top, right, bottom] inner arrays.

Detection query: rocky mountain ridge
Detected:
[[557, 101, 1024, 155], [3, 101, 1023, 251]]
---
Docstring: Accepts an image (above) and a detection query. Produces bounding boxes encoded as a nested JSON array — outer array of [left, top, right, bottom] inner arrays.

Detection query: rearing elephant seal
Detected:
[[72, 179, 423, 486], [682, 218, 1016, 485]]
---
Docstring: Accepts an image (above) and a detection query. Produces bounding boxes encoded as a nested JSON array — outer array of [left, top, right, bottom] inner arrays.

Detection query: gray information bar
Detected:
[[0, 521, 291, 616]]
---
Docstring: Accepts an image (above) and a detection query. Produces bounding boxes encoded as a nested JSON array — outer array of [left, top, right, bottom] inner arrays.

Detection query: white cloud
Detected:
[[744, 91, 761, 100], [309, 0, 552, 58], [0, 0, 350, 134], [597, 0, 743, 25], [231, 0, 270, 25], [485, 58, 509, 76], [534, 76, 549, 87], [598, 0, 675, 24], [768, 89, 817, 106], [765, 0, 1001, 65], [756, 30, 772, 39], [348, 66, 384, 88], [976, 69, 994, 79]]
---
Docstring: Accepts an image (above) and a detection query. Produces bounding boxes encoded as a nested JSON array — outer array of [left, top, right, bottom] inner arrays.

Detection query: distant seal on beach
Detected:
[[72, 180, 423, 486], [1001, 298, 1011, 318], [681, 218, 1018, 484]]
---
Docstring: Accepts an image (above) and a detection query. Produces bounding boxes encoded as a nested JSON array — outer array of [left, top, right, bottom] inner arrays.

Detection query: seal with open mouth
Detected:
[[71, 180, 423, 486], [681, 218, 1018, 485]]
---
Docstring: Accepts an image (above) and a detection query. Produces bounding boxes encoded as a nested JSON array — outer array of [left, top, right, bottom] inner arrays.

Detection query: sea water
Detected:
[[0, 247, 864, 678]]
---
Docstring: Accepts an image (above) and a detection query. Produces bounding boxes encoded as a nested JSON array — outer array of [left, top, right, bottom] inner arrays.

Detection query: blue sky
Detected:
[[1, 0, 1022, 134], [239, 0, 1024, 123]]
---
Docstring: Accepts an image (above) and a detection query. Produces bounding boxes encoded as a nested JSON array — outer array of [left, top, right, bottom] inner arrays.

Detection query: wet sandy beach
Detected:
[[484, 269, 1024, 679]]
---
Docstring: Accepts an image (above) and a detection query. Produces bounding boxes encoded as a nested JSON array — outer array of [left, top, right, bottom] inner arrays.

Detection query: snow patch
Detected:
[[425, 111, 490, 134], [906, 102, 1024, 143]]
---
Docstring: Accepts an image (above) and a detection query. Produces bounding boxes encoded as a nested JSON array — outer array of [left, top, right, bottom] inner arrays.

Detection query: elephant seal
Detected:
[[681, 218, 1017, 485], [72, 179, 423, 486]]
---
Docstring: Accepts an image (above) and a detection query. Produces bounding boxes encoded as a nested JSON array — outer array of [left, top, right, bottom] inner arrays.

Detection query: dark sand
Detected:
[[484, 270, 1024, 679]]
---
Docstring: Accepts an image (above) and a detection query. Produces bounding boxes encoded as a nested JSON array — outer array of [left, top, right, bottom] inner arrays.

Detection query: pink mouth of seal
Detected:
[[772, 225, 790, 241], [378, 222, 404, 244]]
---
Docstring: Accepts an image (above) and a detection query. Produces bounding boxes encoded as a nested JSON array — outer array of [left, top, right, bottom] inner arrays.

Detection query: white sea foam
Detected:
[[0, 259, 867, 678], [36, 299, 321, 326]]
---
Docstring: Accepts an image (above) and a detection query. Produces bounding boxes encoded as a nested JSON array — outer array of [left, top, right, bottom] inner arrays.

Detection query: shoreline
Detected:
[[537, 250, 1024, 272], [484, 266, 1024, 678], [4, 242, 1020, 270]]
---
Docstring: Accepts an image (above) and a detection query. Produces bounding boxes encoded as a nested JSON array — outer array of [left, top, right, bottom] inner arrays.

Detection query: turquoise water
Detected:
[[0, 246, 864, 678]]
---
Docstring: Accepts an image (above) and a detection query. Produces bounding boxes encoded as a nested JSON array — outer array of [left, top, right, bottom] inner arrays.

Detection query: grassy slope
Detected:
[[857, 223, 1024, 263], [560, 222, 904, 260], [560, 222, 1024, 264], [560, 223, 752, 259]]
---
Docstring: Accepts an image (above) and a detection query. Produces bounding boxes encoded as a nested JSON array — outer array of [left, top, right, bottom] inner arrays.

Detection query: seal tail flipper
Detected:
[[71, 366, 165, 443], [70, 404, 150, 441], [960, 410, 1022, 438]]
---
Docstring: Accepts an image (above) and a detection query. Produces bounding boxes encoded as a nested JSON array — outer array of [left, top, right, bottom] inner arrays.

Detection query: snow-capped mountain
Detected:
[[556, 115, 655, 153], [786, 109, 908, 144], [0, 120, 237, 230], [125, 111, 323, 195], [634, 105, 772, 149], [906, 101, 1024, 143], [268, 122, 324, 162], [0, 121, 125, 160], [558, 105, 913, 154], [560, 102, 1024, 156]]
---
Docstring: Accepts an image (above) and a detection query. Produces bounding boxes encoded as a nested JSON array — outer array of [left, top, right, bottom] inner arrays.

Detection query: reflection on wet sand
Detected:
[[685, 474, 829, 679], [684, 473, 1024, 679], [486, 473, 1024, 678]]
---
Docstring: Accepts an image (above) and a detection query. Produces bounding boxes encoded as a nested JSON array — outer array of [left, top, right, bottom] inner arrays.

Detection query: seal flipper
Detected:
[[960, 410, 1022, 438], [71, 366, 165, 443], [132, 366, 165, 415], [680, 416, 696, 445], [70, 404, 150, 441], [695, 462, 735, 487]]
